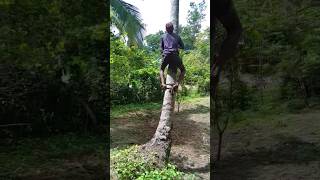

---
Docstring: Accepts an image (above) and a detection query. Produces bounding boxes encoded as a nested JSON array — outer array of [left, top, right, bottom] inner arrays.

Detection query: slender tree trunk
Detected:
[[171, 0, 179, 33]]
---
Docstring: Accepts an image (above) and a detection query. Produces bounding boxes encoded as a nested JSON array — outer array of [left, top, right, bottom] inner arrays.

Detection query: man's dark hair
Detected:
[[165, 22, 174, 33]]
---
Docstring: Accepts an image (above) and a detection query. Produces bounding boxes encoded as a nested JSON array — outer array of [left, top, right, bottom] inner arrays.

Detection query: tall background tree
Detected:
[[180, 0, 206, 50]]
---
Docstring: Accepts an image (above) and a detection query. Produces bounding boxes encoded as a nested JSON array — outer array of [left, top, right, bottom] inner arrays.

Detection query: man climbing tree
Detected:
[[160, 22, 186, 92], [212, 0, 242, 95], [140, 0, 182, 167]]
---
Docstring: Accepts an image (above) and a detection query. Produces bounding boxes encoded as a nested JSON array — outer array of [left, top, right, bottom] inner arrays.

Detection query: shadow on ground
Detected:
[[111, 104, 209, 149], [214, 136, 320, 180], [177, 104, 210, 114], [111, 101, 210, 178], [171, 153, 210, 173]]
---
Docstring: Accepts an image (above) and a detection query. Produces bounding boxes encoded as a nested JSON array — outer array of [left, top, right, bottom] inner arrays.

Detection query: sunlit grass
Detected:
[[111, 93, 207, 119]]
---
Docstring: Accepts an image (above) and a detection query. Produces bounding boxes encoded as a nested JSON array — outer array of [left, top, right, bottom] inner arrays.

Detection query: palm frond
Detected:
[[110, 0, 145, 46]]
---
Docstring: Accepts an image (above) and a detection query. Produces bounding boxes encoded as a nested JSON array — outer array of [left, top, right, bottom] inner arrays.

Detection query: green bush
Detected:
[[111, 146, 195, 180], [111, 146, 153, 179], [137, 164, 195, 180]]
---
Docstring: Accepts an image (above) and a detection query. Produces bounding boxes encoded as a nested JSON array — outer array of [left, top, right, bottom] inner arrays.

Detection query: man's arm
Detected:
[[159, 36, 166, 89], [160, 36, 164, 54], [178, 36, 184, 49]]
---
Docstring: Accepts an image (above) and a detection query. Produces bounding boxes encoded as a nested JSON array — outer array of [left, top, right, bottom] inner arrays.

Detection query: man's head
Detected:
[[165, 22, 174, 33]]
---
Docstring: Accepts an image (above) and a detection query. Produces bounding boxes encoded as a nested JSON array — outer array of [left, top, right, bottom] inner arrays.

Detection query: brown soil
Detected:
[[111, 96, 320, 180], [213, 110, 320, 180], [111, 97, 210, 179]]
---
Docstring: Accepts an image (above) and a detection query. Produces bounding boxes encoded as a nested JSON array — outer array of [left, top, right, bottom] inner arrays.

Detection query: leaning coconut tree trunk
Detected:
[[141, 67, 177, 167], [140, 0, 179, 167]]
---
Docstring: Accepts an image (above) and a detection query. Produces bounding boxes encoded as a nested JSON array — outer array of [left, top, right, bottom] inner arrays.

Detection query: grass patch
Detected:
[[227, 87, 297, 128], [111, 145, 196, 180], [178, 93, 204, 103], [111, 94, 207, 119], [227, 86, 320, 130], [111, 102, 162, 119], [0, 133, 105, 178]]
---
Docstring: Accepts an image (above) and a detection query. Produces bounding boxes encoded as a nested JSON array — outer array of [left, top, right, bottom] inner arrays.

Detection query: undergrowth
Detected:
[[110, 145, 196, 180], [0, 133, 105, 178], [111, 95, 207, 119]]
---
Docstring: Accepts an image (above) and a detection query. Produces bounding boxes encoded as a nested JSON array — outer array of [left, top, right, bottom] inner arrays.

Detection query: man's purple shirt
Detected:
[[160, 32, 184, 55]]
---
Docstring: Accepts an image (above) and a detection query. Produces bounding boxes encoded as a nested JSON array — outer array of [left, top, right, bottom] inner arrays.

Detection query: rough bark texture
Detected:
[[171, 0, 179, 33], [140, 67, 177, 167]]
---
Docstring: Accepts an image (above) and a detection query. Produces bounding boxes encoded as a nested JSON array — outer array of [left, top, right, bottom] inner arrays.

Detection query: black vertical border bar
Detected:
[[210, 0, 216, 179], [105, 0, 110, 179]]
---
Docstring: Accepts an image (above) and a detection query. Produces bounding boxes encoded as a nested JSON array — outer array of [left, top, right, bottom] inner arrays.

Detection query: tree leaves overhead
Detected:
[[110, 0, 145, 46]]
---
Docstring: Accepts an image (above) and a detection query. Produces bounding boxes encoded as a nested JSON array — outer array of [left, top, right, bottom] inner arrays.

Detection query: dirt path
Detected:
[[110, 97, 210, 179], [213, 109, 320, 180]]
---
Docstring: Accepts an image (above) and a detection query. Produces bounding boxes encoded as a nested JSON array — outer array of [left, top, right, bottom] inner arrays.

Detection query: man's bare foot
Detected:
[[161, 83, 166, 90], [172, 82, 179, 91]]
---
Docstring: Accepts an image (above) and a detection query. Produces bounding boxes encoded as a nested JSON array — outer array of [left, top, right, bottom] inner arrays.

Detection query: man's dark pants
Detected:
[[160, 52, 185, 74]]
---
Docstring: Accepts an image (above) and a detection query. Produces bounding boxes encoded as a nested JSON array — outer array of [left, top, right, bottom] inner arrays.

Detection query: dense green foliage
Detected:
[[183, 28, 210, 95], [214, 0, 320, 113], [213, 0, 320, 162], [111, 1, 209, 105], [110, 145, 195, 180], [235, 0, 320, 105], [110, 33, 162, 105], [180, 0, 207, 50], [144, 31, 164, 52], [0, 0, 107, 135]]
